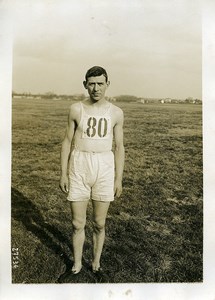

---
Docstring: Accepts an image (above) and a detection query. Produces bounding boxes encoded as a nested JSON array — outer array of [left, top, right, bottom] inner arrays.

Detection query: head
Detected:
[[83, 66, 110, 102]]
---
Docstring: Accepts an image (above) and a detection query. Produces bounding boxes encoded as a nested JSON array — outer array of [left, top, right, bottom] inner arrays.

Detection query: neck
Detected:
[[89, 97, 106, 106]]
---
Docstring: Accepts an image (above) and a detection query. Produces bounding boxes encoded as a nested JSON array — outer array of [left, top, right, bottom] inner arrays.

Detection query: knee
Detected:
[[93, 218, 106, 233], [72, 219, 85, 233]]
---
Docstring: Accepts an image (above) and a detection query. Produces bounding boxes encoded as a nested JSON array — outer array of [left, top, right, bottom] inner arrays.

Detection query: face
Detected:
[[84, 75, 109, 102]]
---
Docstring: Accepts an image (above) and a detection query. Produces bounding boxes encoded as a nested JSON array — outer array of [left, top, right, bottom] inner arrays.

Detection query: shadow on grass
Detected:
[[11, 187, 73, 275], [11, 188, 116, 283]]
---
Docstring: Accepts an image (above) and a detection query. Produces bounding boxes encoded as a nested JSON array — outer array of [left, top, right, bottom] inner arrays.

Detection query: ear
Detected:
[[107, 81, 110, 87], [83, 81, 87, 89]]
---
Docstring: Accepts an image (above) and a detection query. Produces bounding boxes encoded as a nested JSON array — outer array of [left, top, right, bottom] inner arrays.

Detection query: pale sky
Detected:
[[12, 0, 201, 99]]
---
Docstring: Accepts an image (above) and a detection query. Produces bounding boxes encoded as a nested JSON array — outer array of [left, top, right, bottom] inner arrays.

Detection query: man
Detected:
[[59, 66, 124, 274]]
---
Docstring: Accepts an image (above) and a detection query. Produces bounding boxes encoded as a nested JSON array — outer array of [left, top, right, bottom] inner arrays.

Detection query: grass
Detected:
[[11, 98, 203, 283]]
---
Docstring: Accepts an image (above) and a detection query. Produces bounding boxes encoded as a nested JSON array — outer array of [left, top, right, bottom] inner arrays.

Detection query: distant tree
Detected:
[[115, 95, 139, 102], [44, 92, 57, 99]]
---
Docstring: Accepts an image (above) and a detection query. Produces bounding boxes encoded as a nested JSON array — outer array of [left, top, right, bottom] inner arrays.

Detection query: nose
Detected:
[[94, 83, 99, 91]]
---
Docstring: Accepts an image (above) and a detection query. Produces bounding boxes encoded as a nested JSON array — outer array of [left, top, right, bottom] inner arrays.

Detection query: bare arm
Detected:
[[113, 109, 125, 197], [59, 106, 76, 193]]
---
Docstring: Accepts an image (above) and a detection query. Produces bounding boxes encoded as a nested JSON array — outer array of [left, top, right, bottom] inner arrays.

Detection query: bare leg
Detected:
[[70, 201, 89, 273], [92, 200, 110, 271]]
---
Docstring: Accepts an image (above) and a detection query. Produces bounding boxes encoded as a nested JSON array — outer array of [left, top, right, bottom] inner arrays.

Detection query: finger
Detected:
[[114, 188, 119, 198], [59, 183, 67, 193], [64, 184, 69, 193], [117, 188, 122, 197]]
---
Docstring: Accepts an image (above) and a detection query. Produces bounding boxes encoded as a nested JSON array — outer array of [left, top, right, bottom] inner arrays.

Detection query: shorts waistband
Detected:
[[72, 149, 112, 154]]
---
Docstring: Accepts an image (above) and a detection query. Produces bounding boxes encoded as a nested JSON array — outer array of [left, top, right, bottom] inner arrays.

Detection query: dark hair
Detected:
[[85, 66, 108, 82]]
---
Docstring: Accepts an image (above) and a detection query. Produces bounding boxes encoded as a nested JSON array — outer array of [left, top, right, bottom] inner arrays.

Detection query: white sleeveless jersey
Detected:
[[73, 102, 114, 152]]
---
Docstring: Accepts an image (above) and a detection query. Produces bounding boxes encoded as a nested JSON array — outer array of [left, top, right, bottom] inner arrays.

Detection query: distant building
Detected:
[[139, 98, 149, 104], [13, 95, 22, 99], [107, 97, 116, 102], [160, 98, 172, 104], [171, 99, 179, 104]]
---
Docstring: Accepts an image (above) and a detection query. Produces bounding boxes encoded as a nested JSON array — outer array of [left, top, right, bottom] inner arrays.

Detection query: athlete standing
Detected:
[[60, 66, 124, 274]]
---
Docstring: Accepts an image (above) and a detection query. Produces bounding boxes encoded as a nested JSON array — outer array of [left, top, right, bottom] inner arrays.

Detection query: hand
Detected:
[[114, 179, 122, 198], [59, 175, 69, 193]]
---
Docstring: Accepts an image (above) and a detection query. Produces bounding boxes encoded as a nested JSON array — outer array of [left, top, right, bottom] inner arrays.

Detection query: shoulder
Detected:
[[69, 101, 82, 112], [110, 103, 124, 127], [111, 103, 124, 119], [68, 102, 82, 120]]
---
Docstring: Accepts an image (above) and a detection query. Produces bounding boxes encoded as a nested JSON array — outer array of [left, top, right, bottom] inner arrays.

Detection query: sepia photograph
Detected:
[[11, 0, 202, 285], [2, 0, 215, 299]]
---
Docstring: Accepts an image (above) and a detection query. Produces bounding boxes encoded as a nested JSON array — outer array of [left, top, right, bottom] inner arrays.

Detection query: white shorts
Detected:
[[67, 150, 114, 202]]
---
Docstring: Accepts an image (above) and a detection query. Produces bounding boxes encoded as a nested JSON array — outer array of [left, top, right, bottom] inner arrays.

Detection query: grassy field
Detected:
[[11, 98, 203, 283]]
